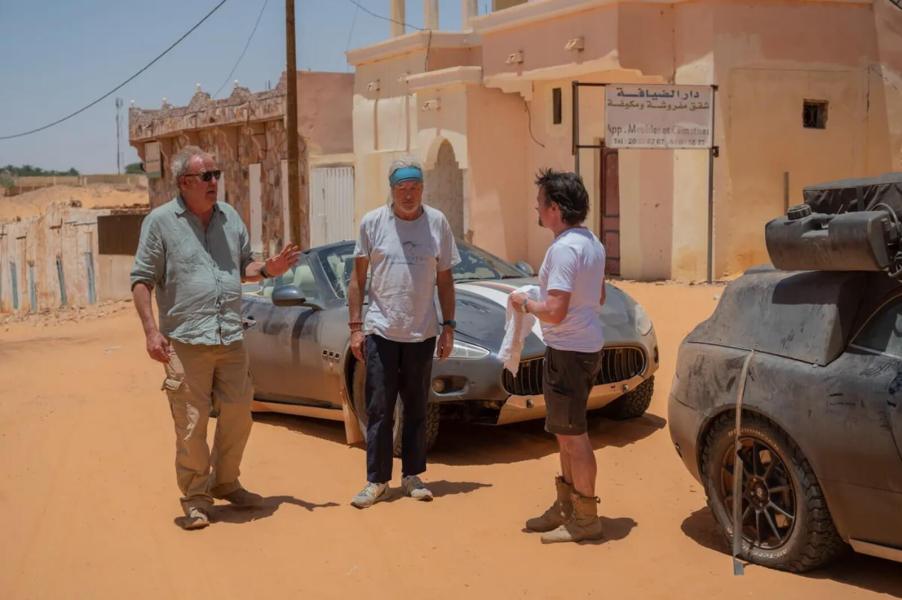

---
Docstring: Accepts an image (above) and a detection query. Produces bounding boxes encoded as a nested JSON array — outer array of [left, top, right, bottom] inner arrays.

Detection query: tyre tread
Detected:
[[700, 413, 846, 572]]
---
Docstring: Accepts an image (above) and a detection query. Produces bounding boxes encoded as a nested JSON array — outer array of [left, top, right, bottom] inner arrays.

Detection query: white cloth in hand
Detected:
[[499, 284, 540, 376]]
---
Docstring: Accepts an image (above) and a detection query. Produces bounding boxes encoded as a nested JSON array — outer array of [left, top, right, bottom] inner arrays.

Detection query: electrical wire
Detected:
[[524, 98, 545, 148], [346, 0, 424, 32], [214, 0, 269, 98], [0, 0, 229, 141], [344, 2, 360, 72]]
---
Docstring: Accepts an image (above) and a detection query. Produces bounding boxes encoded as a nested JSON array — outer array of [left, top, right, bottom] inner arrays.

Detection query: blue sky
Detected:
[[0, 0, 481, 174]]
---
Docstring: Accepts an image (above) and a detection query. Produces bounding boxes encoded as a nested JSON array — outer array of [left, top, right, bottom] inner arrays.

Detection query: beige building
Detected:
[[349, 0, 902, 281], [0, 202, 148, 314], [128, 71, 354, 255]]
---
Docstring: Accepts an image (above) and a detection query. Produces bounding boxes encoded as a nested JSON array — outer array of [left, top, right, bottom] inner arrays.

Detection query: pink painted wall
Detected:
[[297, 72, 354, 155]]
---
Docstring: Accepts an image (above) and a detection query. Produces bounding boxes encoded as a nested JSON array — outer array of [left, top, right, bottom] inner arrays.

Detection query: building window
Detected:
[[803, 100, 828, 129], [552, 87, 563, 125]]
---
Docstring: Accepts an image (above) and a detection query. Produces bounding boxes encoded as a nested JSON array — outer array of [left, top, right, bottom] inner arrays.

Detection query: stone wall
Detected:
[[129, 71, 354, 253]]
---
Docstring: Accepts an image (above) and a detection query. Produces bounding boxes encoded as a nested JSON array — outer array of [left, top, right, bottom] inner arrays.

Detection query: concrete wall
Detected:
[[707, 0, 894, 277], [297, 72, 355, 156], [1, 207, 100, 314], [466, 84, 530, 261], [348, 0, 902, 281], [96, 254, 135, 302]]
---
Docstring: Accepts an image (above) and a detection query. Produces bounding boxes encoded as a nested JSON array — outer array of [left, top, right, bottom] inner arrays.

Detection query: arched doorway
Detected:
[[424, 140, 464, 237]]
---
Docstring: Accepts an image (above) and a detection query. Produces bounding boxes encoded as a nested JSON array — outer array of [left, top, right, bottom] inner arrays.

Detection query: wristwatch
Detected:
[[441, 319, 457, 330], [520, 299, 530, 314]]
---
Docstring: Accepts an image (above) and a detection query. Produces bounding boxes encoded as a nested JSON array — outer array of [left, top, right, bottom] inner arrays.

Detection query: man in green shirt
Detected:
[[130, 145, 299, 530]]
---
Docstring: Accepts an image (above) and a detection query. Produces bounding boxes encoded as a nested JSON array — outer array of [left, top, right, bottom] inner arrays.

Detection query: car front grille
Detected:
[[502, 347, 647, 396]]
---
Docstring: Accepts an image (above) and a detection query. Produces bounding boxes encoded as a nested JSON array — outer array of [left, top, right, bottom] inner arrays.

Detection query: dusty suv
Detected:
[[668, 173, 902, 572]]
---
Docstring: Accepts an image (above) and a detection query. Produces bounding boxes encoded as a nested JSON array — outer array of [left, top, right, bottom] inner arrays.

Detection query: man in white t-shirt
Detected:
[[510, 169, 607, 544], [346, 158, 461, 508]]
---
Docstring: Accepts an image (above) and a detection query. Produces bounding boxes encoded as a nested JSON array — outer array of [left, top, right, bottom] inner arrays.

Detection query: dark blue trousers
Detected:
[[364, 334, 436, 484]]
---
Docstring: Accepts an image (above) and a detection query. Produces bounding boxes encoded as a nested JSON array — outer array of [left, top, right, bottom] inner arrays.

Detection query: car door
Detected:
[[850, 295, 902, 467], [824, 294, 902, 547], [244, 258, 332, 406]]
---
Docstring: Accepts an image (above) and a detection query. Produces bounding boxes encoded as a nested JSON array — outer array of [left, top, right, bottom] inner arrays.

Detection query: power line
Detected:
[[0, 0, 229, 141], [214, 0, 269, 98], [346, 0, 424, 32], [344, 2, 360, 65]]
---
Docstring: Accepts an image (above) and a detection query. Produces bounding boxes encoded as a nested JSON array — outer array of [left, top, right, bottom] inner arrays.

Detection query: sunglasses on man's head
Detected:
[[183, 170, 221, 182]]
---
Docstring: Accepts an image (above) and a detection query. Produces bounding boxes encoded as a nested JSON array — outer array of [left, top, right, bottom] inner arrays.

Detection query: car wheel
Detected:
[[351, 362, 440, 458], [700, 414, 845, 572], [604, 376, 654, 420]]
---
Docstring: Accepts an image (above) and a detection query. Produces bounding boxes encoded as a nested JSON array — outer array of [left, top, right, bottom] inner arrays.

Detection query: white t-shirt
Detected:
[[538, 227, 606, 353], [354, 204, 461, 342]]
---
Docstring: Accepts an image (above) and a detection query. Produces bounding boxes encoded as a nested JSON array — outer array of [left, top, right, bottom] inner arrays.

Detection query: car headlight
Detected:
[[634, 303, 653, 336], [446, 340, 490, 360]]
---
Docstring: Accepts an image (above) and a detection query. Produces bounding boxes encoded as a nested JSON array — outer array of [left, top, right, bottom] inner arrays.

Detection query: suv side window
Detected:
[[853, 297, 902, 359]]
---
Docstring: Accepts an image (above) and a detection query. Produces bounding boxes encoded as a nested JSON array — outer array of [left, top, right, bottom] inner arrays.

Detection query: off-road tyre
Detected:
[[700, 413, 846, 572], [605, 376, 655, 420], [351, 361, 440, 458]]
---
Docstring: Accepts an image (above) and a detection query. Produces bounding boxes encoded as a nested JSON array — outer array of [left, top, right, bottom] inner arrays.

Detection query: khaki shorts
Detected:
[[543, 346, 603, 435]]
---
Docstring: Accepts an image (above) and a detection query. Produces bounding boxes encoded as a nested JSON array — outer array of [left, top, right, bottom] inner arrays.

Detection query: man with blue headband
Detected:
[[347, 158, 460, 508]]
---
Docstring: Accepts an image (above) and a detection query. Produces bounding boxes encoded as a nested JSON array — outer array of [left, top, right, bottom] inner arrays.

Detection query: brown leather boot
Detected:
[[540, 492, 603, 544], [525, 476, 573, 532]]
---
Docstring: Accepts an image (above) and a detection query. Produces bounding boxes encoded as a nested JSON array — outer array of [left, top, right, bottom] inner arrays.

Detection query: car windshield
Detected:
[[318, 240, 529, 299], [242, 254, 324, 303]]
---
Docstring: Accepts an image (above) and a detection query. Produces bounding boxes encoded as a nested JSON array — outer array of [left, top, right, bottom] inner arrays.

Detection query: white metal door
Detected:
[[249, 163, 263, 257], [309, 166, 355, 247]]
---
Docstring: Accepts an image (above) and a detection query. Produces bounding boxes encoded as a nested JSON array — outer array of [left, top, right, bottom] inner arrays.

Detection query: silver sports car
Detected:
[[242, 240, 659, 453]]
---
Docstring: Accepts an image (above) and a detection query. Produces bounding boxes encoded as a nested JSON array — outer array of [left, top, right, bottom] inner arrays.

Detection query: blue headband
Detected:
[[389, 166, 423, 187]]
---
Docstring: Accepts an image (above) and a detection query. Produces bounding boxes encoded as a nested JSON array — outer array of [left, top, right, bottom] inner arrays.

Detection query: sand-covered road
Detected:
[[1, 282, 899, 599]]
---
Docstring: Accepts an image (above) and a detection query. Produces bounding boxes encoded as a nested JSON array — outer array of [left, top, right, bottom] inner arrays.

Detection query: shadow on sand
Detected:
[[211, 495, 340, 525], [430, 411, 667, 466], [681, 507, 902, 596], [253, 409, 665, 467]]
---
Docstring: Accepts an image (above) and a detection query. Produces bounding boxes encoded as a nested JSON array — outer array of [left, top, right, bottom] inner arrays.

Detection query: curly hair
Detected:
[[534, 169, 589, 226]]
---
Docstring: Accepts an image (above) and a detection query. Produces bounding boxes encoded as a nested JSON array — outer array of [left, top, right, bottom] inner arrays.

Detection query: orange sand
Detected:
[[0, 282, 898, 599]]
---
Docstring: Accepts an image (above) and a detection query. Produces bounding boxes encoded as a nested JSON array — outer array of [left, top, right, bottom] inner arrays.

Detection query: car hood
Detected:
[[454, 278, 647, 355]]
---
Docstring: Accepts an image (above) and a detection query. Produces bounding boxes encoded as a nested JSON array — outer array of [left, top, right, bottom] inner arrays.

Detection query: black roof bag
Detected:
[[803, 172, 902, 214]]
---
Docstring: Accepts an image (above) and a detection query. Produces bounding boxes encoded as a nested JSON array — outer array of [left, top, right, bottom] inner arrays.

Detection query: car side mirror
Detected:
[[271, 285, 323, 310], [514, 260, 536, 276]]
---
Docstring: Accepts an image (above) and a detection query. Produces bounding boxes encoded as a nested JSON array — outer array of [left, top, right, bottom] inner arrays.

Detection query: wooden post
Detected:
[[285, 0, 306, 248]]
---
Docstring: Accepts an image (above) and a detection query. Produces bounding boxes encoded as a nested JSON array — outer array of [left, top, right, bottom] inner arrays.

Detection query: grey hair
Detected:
[[388, 157, 424, 182], [170, 145, 208, 179]]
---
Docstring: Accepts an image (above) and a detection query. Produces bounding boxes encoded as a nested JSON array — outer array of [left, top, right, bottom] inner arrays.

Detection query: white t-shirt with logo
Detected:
[[538, 227, 606, 353], [354, 204, 461, 342]]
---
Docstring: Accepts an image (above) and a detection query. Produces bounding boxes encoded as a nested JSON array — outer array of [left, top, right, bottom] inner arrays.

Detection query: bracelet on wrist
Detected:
[[259, 263, 271, 279]]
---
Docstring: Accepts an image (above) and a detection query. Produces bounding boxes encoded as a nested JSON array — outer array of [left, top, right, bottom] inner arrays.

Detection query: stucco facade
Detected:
[[129, 71, 353, 255], [0, 205, 148, 314], [349, 0, 902, 280]]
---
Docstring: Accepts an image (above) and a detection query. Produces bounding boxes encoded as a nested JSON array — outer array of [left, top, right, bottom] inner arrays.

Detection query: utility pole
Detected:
[[285, 0, 306, 248], [115, 97, 123, 175]]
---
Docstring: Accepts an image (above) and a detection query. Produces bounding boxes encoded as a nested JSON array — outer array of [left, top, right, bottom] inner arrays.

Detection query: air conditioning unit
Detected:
[[366, 79, 380, 92], [422, 99, 441, 112], [505, 51, 524, 65]]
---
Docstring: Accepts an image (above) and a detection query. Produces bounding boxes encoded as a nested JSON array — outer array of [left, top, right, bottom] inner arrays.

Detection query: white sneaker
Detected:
[[401, 475, 434, 501], [351, 482, 388, 509]]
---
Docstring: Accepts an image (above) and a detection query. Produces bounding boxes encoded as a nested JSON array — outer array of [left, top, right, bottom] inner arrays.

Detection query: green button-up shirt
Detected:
[[130, 196, 253, 346]]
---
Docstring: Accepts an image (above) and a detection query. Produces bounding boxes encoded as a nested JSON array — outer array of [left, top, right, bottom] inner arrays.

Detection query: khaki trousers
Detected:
[[162, 340, 253, 513]]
